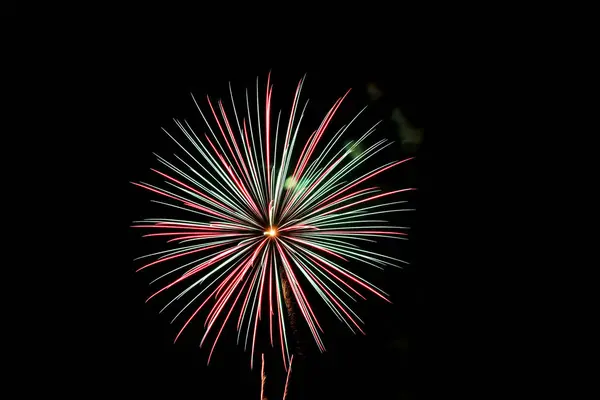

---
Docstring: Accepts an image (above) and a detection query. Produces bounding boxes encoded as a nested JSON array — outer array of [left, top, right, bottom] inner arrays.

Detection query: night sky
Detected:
[[70, 42, 433, 399]]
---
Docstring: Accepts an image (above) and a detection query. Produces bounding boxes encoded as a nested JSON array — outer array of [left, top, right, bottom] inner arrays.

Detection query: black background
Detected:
[[125, 61, 426, 399], [45, 31, 444, 400]]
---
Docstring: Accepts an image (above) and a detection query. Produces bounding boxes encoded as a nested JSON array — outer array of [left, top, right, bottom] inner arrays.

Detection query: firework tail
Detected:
[[260, 353, 294, 400], [283, 355, 294, 400], [261, 353, 266, 400]]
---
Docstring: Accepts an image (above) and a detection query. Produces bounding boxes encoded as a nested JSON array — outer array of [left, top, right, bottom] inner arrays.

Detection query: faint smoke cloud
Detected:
[[367, 82, 383, 100], [391, 107, 423, 153]]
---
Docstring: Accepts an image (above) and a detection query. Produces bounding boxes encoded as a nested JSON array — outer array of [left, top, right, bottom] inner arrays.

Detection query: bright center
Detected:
[[264, 227, 278, 237]]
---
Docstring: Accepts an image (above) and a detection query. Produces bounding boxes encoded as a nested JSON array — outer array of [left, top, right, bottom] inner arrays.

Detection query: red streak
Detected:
[[206, 270, 252, 365], [318, 230, 408, 236], [287, 246, 365, 300], [136, 241, 230, 272], [151, 168, 234, 214], [277, 242, 325, 344], [219, 101, 253, 188], [269, 257, 274, 347], [302, 263, 365, 334], [293, 90, 350, 181], [316, 158, 414, 209], [206, 96, 247, 180], [182, 201, 244, 224], [320, 188, 416, 217], [266, 72, 272, 197], [204, 134, 262, 218], [173, 242, 260, 343], [285, 236, 347, 261], [302, 249, 391, 304]]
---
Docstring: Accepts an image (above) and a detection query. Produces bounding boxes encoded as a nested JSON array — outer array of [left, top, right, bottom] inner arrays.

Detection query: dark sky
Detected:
[[68, 41, 433, 400]]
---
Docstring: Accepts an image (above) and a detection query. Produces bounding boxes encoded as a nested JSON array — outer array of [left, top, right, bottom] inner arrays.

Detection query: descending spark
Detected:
[[283, 355, 294, 400], [132, 72, 415, 370], [261, 353, 266, 400], [259, 353, 294, 400]]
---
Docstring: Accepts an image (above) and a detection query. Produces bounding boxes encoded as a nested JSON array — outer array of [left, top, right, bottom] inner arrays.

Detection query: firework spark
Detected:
[[132, 73, 415, 370], [260, 353, 293, 400]]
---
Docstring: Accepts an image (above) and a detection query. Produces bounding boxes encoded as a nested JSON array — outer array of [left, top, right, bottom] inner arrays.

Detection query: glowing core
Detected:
[[264, 227, 278, 238]]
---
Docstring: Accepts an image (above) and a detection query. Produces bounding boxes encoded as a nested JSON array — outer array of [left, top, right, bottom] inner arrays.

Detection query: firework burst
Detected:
[[132, 73, 415, 370]]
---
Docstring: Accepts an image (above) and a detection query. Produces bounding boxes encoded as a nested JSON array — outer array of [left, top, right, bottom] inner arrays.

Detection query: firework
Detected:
[[132, 73, 415, 370]]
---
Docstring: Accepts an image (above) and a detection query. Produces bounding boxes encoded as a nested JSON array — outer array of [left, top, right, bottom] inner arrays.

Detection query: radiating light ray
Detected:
[[132, 73, 415, 369], [155, 155, 259, 226], [283, 242, 366, 302], [279, 240, 365, 331]]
